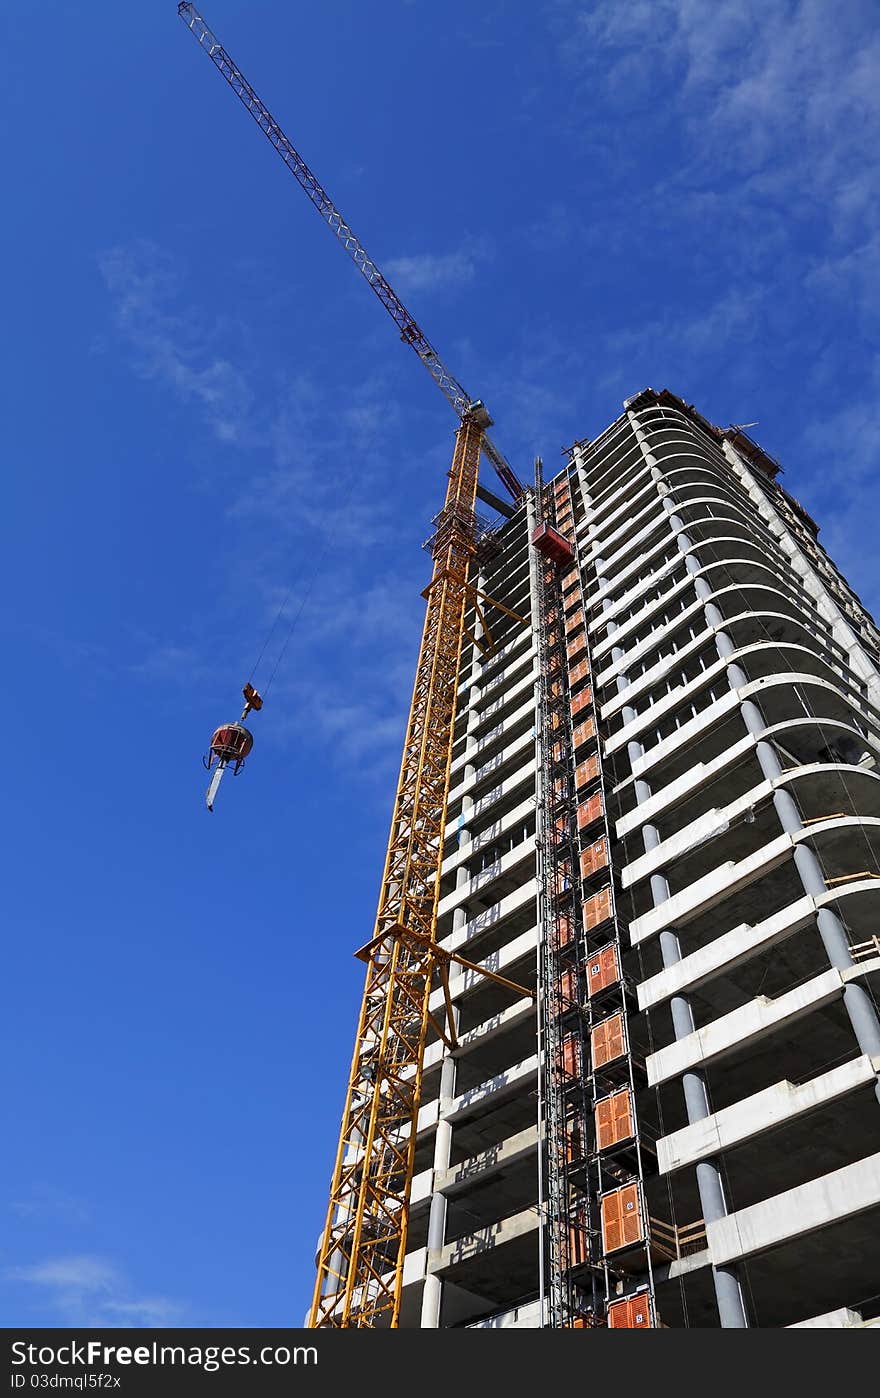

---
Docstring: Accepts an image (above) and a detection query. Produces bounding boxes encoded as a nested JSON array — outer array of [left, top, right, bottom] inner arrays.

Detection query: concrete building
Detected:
[[392, 388, 880, 1328]]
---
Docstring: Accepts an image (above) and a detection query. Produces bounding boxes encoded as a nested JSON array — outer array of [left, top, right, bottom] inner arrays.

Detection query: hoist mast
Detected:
[[177, 4, 530, 1325]]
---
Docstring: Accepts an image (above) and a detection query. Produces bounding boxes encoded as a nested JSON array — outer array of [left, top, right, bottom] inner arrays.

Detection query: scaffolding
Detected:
[[533, 460, 601, 1327], [534, 455, 663, 1327]]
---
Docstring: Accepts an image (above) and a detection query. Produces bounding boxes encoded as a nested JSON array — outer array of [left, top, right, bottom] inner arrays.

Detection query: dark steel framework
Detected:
[[562, 443, 660, 1325], [535, 456, 659, 1327], [534, 462, 601, 1327]]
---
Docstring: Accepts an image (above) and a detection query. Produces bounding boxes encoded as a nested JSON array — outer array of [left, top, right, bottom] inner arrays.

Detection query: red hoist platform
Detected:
[[531, 522, 574, 566]]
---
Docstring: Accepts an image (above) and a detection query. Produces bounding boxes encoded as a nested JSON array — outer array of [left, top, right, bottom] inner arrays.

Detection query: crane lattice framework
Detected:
[[312, 412, 529, 1326], [176, 3, 522, 506], [177, 3, 532, 1326]]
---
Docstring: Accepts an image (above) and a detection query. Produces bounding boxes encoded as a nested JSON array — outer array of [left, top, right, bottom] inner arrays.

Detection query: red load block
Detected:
[[556, 911, 576, 949], [607, 1293, 653, 1329], [575, 755, 600, 789], [580, 836, 609, 880], [571, 687, 593, 720], [601, 1184, 644, 1255], [531, 522, 574, 566], [565, 1115, 584, 1165], [208, 722, 253, 767], [591, 1012, 626, 1069], [584, 886, 614, 933], [595, 1087, 634, 1151], [569, 1220, 590, 1268], [559, 1034, 582, 1079], [565, 607, 585, 634], [576, 792, 603, 830], [569, 658, 590, 687], [561, 568, 580, 593], [586, 941, 618, 996], [567, 634, 587, 666], [572, 717, 596, 749]]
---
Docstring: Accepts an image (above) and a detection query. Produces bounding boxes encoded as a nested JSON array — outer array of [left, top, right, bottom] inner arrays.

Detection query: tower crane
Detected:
[[177, 4, 533, 1326], [177, 3, 522, 509]]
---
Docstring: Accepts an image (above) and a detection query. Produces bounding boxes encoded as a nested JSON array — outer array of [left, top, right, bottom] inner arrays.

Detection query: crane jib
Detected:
[[177, 2, 524, 501]]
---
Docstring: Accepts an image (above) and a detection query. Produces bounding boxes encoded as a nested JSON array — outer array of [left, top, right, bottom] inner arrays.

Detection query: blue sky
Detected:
[[1, 0, 878, 1326]]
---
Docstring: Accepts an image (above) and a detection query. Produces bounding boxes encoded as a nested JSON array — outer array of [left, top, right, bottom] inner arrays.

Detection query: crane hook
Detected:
[[203, 684, 264, 811]]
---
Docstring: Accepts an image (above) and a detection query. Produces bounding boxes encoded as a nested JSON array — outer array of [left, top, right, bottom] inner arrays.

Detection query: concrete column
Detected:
[[466, 699, 480, 760], [651, 467, 880, 1108], [467, 569, 486, 690], [461, 790, 474, 828], [573, 449, 592, 512], [420, 1052, 457, 1327], [672, 545, 880, 1098], [616, 431, 751, 1327], [725, 670, 880, 1094], [639, 795, 748, 1326], [463, 762, 476, 799]]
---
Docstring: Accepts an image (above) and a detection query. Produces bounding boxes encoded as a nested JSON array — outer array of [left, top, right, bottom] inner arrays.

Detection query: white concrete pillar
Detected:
[[419, 1052, 457, 1327]]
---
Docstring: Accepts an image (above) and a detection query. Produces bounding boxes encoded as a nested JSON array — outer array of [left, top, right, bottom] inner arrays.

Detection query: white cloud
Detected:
[[12, 1257, 117, 1291], [261, 566, 425, 787], [386, 237, 493, 293], [10, 1185, 90, 1226], [100, 247, 408, 544], [130, 640, 211, 684], [805, 232, 880, 325], [100, 240, 425, 744], [540, 0, 880, 466], [798, 356, 880, 487], [555, 0, 880, 236], [7, 1255, 183, 1328], [99, 243, 254, 445], [607, 287, 764, 363]]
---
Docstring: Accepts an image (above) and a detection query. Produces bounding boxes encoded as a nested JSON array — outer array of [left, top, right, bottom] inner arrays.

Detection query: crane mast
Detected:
[[177, 4, 531, 1325], [312, 412, 484, 1326]]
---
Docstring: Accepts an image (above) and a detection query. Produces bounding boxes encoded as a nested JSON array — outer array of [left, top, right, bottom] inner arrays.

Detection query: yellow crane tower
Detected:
[[177, 3, 533, 1326]]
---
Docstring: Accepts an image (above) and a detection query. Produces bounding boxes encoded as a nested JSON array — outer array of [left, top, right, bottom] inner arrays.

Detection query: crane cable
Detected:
[[246, 465, 360, 699], [246, 563, 308, 687]]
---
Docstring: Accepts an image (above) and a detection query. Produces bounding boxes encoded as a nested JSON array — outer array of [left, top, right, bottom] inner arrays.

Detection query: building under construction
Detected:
[[174, 6, 880, 1333], [315, 387, 880, 1329]]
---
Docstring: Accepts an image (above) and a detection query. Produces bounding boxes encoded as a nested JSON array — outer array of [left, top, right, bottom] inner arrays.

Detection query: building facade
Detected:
[[383, 388, 880, 1328]]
